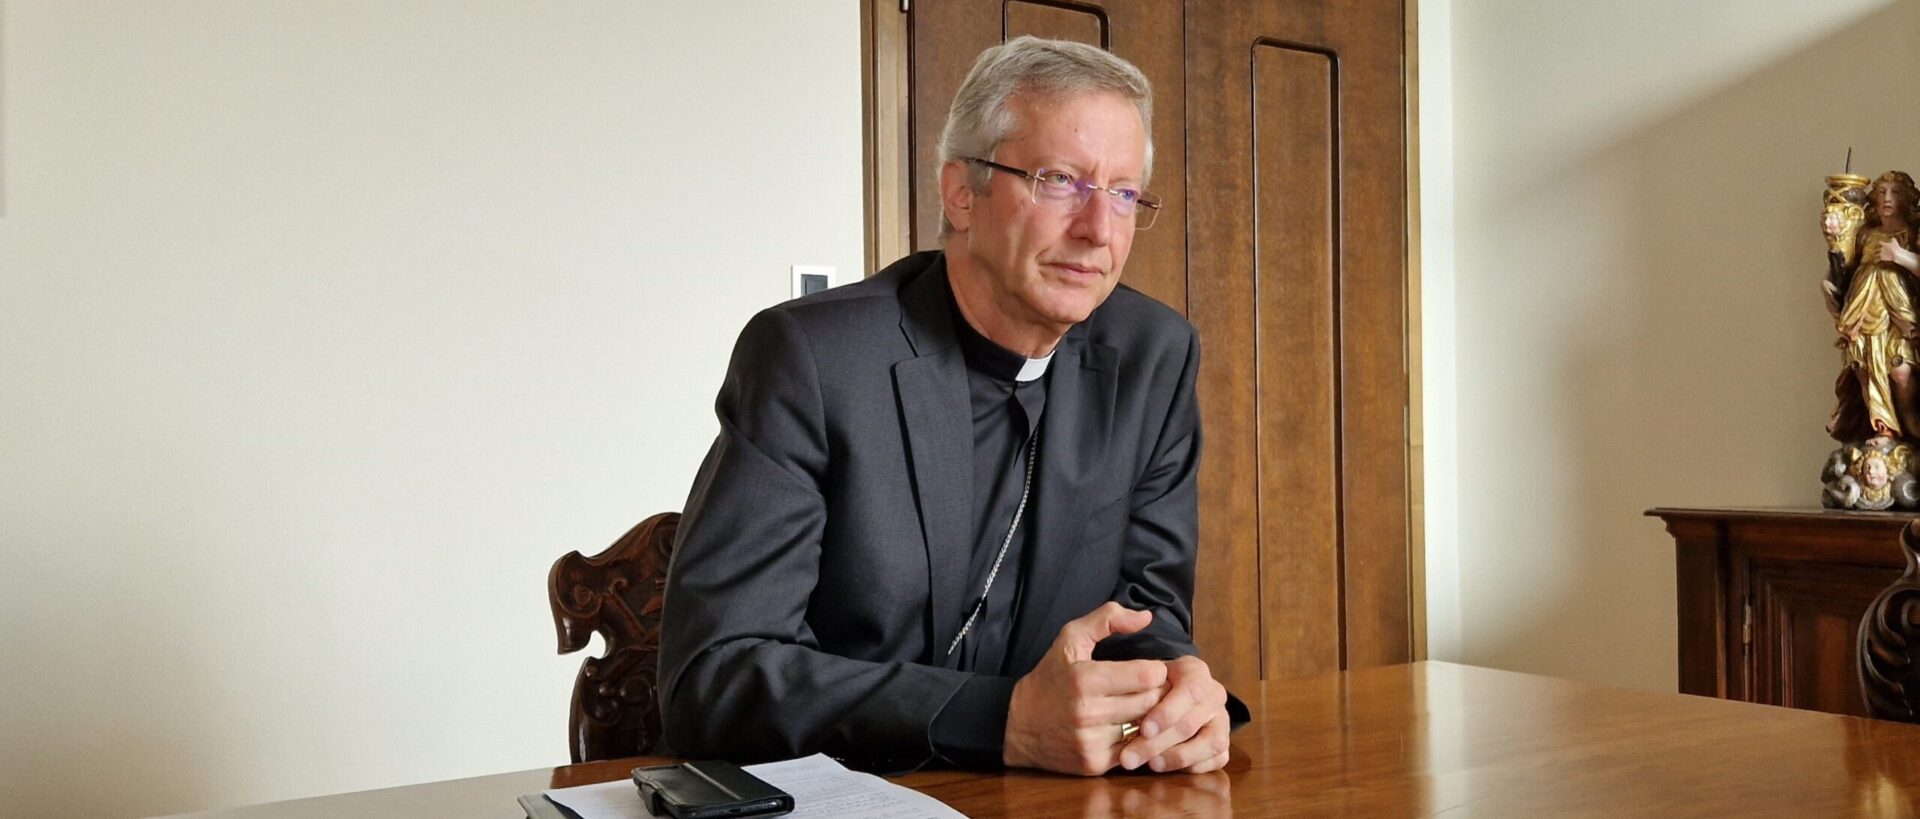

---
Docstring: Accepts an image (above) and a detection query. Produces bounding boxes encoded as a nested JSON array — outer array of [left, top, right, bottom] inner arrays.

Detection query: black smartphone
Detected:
[[630, 760, 795, 819]]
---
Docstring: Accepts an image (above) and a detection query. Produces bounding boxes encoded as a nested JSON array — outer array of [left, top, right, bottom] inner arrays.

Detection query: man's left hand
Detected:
[[1118, 655, 1230, 773]]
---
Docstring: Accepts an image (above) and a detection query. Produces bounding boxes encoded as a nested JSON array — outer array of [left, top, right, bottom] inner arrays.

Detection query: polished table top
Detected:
[[164, 661, 1920, 817]]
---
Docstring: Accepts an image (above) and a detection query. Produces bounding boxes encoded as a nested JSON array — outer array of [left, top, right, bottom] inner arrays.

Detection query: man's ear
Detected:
[[939, 160, 975, 233]]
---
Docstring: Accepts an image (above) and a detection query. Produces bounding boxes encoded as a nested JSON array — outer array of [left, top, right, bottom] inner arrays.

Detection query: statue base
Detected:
[[1822, 437, 1920, 510]]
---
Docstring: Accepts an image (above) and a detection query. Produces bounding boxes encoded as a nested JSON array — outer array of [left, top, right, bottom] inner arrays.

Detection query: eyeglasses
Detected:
[[965, 157, 1162, 231]]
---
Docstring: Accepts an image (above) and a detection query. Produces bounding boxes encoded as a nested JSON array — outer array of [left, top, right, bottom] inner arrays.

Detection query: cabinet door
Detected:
[[1746, 559, 1901, 716]]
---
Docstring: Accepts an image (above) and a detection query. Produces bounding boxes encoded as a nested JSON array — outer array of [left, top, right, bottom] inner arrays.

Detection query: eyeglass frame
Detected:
[[963, 157, 1163, 231]]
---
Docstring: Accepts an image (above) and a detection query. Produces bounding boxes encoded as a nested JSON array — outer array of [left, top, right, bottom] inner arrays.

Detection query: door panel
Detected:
[[1253, 44, 1341, 680], [1186, 0, 1409, 687], [1748, 559, 1890, 717], [1322, 0, 1414, 670], [1004, 1, 1104, 46]]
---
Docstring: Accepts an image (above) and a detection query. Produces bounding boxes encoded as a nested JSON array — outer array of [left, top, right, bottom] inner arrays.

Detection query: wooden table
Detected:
[[162, 661, 1920, 818]]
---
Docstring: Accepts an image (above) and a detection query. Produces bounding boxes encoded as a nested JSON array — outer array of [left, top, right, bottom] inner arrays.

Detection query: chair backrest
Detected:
[[548, 512, 680, 762], [1860, 519, 1920, 722]]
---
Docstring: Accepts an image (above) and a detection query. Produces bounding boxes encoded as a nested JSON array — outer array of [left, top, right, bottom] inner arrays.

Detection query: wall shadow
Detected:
[[1452, 0, 1920, 689]]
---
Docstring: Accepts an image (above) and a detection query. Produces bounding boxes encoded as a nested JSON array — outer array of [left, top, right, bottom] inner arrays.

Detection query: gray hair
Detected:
[[936, 36, 1153, 238]]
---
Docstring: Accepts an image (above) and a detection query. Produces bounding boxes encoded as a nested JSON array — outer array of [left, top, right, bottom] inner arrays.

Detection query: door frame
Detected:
[[861, 0, 914, 275]]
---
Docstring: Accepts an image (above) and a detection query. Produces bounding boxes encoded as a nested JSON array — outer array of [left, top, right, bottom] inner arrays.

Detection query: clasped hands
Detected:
[[1002, 602, 1231, 776]]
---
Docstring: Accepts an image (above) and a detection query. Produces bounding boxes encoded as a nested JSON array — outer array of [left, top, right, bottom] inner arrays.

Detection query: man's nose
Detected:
[[1070, 196, 1113, 246]]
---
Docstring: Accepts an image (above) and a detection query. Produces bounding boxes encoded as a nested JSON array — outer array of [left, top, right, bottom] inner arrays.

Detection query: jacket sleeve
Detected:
[[1096, 328, 1203, 663], [658, 307, 971, 773], [1093, 330, 1251, 726]]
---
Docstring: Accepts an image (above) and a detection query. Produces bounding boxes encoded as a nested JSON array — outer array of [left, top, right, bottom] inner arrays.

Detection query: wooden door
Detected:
[[1183, 0, 1410, 689], [886, 0, 1412, 693]]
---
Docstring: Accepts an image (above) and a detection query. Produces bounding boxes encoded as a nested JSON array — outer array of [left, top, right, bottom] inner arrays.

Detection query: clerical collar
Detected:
[[1014, 354, 1053, 382], [951, 299, 1054, 383]]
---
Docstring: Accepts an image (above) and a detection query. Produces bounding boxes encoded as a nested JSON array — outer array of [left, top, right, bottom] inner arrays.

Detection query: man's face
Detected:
[[946, 90, 1147, 336]]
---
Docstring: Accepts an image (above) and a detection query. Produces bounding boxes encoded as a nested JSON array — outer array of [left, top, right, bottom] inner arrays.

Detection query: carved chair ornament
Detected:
[[548, 512, 679, 763], [1860, 519, 1920, 722]]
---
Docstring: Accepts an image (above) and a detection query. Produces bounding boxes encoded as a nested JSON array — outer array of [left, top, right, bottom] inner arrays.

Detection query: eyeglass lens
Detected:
[[1028, 170, 1159, 230]]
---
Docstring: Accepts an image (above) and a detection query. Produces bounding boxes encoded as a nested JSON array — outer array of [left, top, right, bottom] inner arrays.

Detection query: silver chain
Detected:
[[945, 428, 1039, 659]]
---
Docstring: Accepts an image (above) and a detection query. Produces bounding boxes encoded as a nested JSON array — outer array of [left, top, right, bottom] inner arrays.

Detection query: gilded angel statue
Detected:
[[1821, 170, 1920, 509]]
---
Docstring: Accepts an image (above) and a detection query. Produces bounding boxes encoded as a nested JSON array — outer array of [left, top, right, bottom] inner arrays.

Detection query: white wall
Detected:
[[1442, 0, 1919, 689], [1418, 0, 1461, 663], [0, 3, 863, 817]]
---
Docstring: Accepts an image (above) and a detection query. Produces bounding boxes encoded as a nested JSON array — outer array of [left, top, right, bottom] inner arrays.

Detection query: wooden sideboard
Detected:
[[1649, 507, 1915, 716]]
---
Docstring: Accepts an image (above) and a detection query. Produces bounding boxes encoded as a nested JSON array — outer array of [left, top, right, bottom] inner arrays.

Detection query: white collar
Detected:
[[1015, 352, 1054, 383]]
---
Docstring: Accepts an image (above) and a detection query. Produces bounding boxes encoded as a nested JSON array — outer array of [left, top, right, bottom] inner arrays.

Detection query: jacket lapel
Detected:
[[893, 257, 974, 668], [1006, 330, 1118, 670]]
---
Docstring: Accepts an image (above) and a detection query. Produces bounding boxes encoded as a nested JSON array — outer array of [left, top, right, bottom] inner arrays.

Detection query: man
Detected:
[[659, 36, 1242, 777]]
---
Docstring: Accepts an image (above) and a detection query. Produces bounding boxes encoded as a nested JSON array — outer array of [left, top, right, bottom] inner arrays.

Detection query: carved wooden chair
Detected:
[[548, 512, 679, 762], [1859, 519, 1920, 722]]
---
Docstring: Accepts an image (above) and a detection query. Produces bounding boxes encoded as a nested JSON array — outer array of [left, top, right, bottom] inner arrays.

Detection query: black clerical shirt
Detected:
[[925, 298, 1052, 768]]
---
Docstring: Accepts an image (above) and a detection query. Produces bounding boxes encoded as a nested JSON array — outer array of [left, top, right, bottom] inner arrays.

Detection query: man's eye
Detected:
[[1037, 171, 1075, 188], [1113, 188, 1141, 204]]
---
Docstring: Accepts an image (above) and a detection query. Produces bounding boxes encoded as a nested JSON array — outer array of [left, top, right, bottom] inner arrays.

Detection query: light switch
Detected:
[[791, 265, 836, 298]]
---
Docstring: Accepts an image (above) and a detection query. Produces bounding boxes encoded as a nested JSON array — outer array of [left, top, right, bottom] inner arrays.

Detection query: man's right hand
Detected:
[[1002, 602, 1169, 775]]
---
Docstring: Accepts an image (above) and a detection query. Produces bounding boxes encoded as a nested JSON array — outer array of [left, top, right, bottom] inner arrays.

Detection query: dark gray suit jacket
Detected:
[[659, 250, 1204, 773]]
